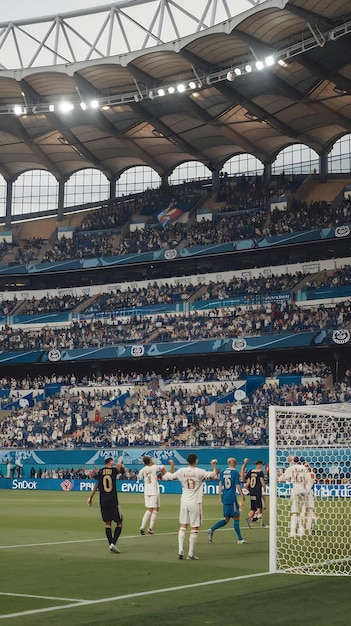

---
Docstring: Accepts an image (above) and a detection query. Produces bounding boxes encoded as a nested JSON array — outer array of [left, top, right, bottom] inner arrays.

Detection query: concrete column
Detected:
[[161, 173, 169, 188], [109, 176, 118, 200], [57, 179, 65, 222], [319, 152, 328, 183], [211, 169, 220, 194], [5, 179, 13, 228], [263, 161, 272, 186]]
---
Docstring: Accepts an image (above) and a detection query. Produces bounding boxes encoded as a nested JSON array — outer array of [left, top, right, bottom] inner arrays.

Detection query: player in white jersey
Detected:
[[279, 455, 315, 537], [137, 456, 166, 535], [163, 453, 218, 560]]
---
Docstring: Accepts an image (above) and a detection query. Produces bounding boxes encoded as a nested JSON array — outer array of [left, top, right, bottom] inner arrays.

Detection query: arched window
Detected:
[[116, 167, 160, 196], [12, 170, 58, 216], [64, 169, 109, 208], [328, 135, 351, 173], [169, 161, 211, 185], [222, 154, 263, 177], [273, 145, 319, 175]]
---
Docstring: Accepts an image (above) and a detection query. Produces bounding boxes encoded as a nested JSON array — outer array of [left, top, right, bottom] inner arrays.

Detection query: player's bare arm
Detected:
[[87, 483, 98, 506], [240, 457, 249, 481]]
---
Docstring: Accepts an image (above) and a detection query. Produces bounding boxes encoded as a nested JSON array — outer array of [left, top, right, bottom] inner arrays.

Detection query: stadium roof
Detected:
[[0, 0, 351, 181]]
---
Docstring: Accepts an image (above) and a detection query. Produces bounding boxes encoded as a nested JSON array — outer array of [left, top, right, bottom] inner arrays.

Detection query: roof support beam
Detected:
[[94, 111, 165, 175], [48, 112, 114, 179], [130, 101, 211, 165]]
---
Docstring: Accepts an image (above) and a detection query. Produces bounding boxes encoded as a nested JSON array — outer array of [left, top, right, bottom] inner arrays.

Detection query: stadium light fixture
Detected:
[[226, 71, 235, 82], [177, 84, 185, 93], [265, 55, 275, 67], [158, 88, 165, 97], [255, 60, 264, 70], [80, 102, 87, 110], [13, 105, 26, 116], [188, 81, 197, 90], [59, 101, 74, 112], [168, 86, 175, 94], [245, 64, 252, 73], [90, 99, 99, 109], [234, 68, 241, 76]]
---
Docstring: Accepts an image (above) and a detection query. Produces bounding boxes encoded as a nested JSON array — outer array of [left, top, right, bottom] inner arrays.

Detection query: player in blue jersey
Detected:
[[207, 457, 246, 544]]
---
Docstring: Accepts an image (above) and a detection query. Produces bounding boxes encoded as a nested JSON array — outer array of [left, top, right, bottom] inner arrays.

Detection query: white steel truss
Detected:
[[0, 0, 266, 70]]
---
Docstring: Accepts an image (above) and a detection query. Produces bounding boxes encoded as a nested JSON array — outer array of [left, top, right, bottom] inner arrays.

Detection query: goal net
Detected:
[[269, 403, 351, 576]]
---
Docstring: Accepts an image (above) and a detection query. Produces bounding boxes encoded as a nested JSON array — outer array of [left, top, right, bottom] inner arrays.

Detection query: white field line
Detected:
[[0, 524, 268, 549], [0, 592, 84, 602], [0, 572, 271, 620]]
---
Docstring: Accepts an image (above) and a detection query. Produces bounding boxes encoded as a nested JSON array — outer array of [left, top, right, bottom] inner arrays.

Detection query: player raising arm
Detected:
[[163, 454, 218, 561], [137, 456, 166, 535]]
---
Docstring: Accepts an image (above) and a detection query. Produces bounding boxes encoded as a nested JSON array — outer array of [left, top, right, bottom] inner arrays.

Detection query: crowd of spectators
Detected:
[[14, 238, 44, 264], [0, 360, 331, 393], [0, 301, 350, 351], [204, 272, 304, 301], [215, 174, 285, 211], [0, 263, 349, 320], [42, 233, 114, 263], [36, 196, 351, 264], [0, 367, 348, 450], [85, 282, 201, 315], [20, 294, 86, 316], [270, 199, 351, 235], [77, 199, 132, 233]]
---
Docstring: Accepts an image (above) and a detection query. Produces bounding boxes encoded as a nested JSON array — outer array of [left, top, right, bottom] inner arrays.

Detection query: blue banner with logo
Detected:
[[0, 327, 348, 365]]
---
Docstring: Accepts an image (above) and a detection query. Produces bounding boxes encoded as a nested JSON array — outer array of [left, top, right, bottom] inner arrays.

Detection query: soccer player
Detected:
[[137, 456, 166, 535], [279, 455, 315, 537], [207, 457, 246, 544], [163, 453, 218, 560], [241, 458, 266, 527], [87, 456, 123, 553]]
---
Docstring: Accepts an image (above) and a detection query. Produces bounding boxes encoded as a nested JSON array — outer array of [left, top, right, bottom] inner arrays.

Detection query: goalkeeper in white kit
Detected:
[[279, 455, 315, 537]]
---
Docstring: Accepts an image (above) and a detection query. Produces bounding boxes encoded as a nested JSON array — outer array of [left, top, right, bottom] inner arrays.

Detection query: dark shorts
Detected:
[[100, 504, 123, 524], [250, 494, 263, 511], [223, 502, 240, 518]]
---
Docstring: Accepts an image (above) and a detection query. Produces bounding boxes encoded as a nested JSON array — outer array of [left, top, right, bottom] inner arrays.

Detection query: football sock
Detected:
[[105, 527, 113, 545], [113, 525, 122, 543], [178, 527, 186, 554], [141, 510, 151, 530], [233, 520, 243, 541], [149, 510, 158, 530], [188, 530, 198, 557], [211, 519, 227, 533]]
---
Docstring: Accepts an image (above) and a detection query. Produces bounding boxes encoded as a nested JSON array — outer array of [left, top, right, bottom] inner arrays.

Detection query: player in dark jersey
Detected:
[[207, 457, 246, 545], [241, 459, 266, 527], [87, 457, 123, 553]]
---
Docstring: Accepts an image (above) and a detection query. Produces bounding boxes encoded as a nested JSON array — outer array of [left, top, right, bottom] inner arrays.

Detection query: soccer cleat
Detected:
[[237, 540, 247, 544], [178, 552, 184, 560], [207, 529, 213, 542], [187, 555, 199, 560], [147, 529, 155, 535], [109, 543, 120, 553], [245, 517, 252, 529], [140, 528, 145, 535]]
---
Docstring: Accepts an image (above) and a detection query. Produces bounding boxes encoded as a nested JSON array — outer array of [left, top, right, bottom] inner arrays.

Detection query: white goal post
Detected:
[[269, 403, 351, 576]]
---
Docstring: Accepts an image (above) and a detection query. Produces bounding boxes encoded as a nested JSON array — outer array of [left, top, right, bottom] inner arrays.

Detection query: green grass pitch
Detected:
[[1, 490, 351, 626]]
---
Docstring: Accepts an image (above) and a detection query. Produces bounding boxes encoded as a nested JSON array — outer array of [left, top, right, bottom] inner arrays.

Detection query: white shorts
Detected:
[[145, 494, 160, 509], [179, 502, 202, 527], [291, 493, 314, 514]]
